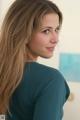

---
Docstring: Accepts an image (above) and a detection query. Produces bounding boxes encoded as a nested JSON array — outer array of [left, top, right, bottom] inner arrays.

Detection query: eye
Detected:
[[42, 29, 50, 34], [55, 27, 60, 33]]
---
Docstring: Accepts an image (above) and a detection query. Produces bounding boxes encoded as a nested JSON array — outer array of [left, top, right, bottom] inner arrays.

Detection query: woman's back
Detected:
[[7, 62, 70, 120]]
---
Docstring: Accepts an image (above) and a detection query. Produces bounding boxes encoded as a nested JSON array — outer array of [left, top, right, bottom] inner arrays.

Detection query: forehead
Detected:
[[40, 13, 59, 28]]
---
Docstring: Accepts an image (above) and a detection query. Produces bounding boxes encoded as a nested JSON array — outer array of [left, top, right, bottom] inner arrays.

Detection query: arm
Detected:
[[33, 75, 66, 120]]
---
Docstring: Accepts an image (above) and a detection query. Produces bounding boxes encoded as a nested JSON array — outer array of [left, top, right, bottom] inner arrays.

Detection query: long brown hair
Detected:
[[0, 0, 63, 114]]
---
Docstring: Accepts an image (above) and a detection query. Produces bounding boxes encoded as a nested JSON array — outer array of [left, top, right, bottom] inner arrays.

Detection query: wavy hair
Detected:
[[0, 0, 63, 114]]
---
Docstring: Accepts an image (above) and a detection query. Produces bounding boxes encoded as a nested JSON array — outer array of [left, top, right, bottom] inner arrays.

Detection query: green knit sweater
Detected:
[[7, 62, 70, 120]]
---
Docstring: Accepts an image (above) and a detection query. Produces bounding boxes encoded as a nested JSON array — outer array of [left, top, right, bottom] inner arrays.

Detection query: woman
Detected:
[[0, 0, 70, 119]]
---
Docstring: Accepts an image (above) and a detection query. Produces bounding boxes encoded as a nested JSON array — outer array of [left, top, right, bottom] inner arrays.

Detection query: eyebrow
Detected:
[[40, 25, 60, 30]]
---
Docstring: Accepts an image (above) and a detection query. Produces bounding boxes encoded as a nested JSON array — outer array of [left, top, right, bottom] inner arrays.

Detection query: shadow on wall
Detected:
[[63, 82, 80, 120]]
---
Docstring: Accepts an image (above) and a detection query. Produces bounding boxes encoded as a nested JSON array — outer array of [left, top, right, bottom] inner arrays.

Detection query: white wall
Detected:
[[63, 82, 80, 120], [0, 0, 14, 26]]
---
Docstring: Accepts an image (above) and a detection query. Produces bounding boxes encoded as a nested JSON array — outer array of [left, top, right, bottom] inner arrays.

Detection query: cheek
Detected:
[[29, 33, 49, 51], [28, 38, 42, 51], [30, 36, 44, 48]]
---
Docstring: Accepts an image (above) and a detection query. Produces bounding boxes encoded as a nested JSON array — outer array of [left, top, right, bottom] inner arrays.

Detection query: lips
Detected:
[[46, 43, 57, 52], [46, 47, 55, 52], [47, 43, 56, 52]]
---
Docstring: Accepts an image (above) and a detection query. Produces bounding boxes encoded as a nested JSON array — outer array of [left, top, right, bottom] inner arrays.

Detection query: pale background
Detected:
[[0, 0, 80, 120]]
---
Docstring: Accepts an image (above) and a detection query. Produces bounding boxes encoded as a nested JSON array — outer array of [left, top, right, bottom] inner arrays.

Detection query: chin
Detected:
[[42, 54, 53, 59]]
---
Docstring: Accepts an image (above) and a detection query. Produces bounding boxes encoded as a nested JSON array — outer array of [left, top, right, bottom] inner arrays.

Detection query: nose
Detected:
[[50, 31, 59, 43]]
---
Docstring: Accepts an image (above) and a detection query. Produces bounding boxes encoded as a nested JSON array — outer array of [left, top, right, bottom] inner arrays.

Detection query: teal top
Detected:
[[7, 62, 70, 120]]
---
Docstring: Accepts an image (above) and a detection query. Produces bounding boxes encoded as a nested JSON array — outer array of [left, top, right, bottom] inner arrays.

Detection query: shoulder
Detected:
[[25, 62, 63, 79], [12, 62, 70, 108], [27, 62, 70, 100], [24, 62, 70, 98]]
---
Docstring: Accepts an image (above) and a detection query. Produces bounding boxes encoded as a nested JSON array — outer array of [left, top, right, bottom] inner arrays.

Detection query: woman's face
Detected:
[[27, 13, 60, 60]]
